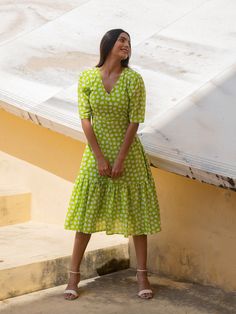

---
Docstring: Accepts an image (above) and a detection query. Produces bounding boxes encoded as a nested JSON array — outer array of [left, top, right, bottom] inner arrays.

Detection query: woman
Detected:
[[64, 29, 161, 300]]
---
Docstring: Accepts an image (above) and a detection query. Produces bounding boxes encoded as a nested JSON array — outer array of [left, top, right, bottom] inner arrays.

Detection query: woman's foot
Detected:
[[64, 271, 80, 300], [136, 269, 153, 299]]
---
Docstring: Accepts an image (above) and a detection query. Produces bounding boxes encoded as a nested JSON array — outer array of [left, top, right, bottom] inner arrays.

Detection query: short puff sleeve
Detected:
[[78, 70, 92, 119], [128, 73, 146, 123]]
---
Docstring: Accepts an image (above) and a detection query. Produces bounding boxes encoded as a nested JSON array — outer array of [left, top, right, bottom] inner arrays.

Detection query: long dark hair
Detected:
[[95, 29, 131, 68]]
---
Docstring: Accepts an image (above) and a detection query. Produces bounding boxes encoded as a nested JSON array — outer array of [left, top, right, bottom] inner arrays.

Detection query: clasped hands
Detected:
[[97, 156, 124, 179]]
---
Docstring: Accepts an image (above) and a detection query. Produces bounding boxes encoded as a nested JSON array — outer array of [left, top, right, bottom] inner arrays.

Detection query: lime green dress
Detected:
[[64, 66, 161, 238]]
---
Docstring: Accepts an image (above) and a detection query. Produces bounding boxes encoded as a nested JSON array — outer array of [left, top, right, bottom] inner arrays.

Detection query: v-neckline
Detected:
[[96, 66, 127, 95]]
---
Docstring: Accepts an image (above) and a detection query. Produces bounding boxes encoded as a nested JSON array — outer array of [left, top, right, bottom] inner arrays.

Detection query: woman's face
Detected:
[[111, 32, 131, 60]]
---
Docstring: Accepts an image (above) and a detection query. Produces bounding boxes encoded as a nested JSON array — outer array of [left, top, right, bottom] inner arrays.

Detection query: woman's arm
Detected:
[[111, 122, 139, 179], [81, 118, 112, 177], [116, 122, 139, 162], [81, 118, 104, 160]]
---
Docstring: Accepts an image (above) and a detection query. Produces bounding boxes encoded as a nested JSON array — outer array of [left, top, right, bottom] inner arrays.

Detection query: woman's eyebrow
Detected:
[[119, 36, 130, 43]]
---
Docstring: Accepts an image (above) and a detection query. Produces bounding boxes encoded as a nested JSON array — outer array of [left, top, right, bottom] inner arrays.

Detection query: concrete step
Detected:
[[1, 268, 235, 314], [0, 189, 31, 227], [0, 221, 129, 300]]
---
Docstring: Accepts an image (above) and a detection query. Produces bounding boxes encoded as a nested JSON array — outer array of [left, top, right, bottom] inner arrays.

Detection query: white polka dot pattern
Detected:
[[64, 66, 161, 237]]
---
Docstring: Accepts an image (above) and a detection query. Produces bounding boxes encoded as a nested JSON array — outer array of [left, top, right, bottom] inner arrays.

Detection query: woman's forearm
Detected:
[[116, 122, 139, 162], [81, 119, 104, 160]]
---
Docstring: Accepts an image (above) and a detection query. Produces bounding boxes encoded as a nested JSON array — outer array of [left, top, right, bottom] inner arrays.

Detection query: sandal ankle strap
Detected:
[[137, 269, 148, 272], [68, 270, 80, 274]]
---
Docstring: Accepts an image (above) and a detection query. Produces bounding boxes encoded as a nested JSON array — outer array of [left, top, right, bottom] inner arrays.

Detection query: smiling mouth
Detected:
[[121, 49, 128, 52]]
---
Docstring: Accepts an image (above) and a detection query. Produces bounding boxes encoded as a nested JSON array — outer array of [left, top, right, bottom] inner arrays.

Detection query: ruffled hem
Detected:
[[64, 225, 162, 238], [64, 174, 161, 238]]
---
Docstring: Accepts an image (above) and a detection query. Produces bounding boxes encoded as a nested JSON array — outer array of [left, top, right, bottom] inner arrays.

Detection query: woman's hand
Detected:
[[111, 158, 125, 179], [97, 156, 112, 177]]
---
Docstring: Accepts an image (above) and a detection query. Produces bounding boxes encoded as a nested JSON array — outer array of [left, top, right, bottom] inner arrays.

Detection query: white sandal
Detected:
[[136, 269, 154, 299], [64, 270, 80, 300]]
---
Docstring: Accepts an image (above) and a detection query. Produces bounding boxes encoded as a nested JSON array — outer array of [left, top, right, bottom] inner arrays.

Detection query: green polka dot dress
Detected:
[[64, 66, 161, 238]]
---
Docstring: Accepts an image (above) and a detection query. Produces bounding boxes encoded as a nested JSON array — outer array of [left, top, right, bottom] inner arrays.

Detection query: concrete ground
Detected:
[[0, 269, 235, 314]]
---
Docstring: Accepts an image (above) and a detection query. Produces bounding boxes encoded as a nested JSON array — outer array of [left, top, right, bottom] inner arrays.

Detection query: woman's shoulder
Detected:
[[125, 67, 144, 89], [78, 67, 98, 85], [125, 67, 143, 80], [79, 67, 97, 78]]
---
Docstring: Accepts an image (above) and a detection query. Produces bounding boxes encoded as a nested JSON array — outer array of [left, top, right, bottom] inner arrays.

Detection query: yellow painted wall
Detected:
[[0, 108, 85, 224], [0, 108, 85, 182], [0, 193, 31, 226], [130, 167, 236, 292], [1, 108, 236, 291]]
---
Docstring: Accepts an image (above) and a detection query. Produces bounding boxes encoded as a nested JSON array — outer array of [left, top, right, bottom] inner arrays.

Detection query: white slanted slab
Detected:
[[140, 65, 236, 191], [0, 0, 236, 190]]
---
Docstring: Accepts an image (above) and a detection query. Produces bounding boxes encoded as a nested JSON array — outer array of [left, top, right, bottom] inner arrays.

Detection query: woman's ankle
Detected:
[[68, 272, 80, 285]]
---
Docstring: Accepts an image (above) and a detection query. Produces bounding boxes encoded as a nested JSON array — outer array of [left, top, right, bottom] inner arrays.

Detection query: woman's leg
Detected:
[[64, 231, 91, 299], [132, 234, 153, 298]]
